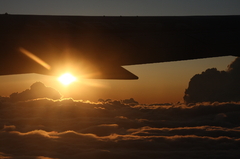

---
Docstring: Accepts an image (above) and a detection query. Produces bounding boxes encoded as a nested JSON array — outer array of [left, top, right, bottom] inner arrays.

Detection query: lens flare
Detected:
[[19, 47, 51, 70], [58, 73, 77, 85]]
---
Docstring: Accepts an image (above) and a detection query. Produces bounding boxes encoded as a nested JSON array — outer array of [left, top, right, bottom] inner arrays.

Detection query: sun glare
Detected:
[[58, 73, 77, 85]]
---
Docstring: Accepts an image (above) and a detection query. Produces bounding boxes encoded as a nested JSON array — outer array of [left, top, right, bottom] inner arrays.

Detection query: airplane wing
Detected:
[[1, 14, 240, 79]]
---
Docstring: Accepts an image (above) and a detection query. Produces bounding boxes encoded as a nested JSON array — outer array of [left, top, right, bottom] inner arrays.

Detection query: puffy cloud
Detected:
[[2, 85, 240, 158], [0, 96, 10, 103], [9, 82, 62, 102], [121, 98, 139, 105], [98, 98, 139, 106], [184, 57, 240, 103], [227, 57, 240, 76]]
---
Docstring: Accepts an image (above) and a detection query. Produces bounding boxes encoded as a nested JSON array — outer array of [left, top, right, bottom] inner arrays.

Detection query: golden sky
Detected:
[[0, 56, 236, 103]]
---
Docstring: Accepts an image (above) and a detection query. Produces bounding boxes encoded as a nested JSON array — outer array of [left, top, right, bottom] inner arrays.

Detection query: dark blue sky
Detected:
[[1, 0, 240, 16]]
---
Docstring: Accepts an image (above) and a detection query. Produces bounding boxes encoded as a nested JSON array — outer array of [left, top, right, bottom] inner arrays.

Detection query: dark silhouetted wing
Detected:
[[1, 14, 240, 79]]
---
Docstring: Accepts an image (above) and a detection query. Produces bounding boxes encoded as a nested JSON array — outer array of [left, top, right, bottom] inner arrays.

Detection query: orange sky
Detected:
[[0, 56, 236, 103]]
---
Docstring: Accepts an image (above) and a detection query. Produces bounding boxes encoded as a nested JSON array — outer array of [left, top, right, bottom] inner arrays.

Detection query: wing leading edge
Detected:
[[1, 14, 240, 79]]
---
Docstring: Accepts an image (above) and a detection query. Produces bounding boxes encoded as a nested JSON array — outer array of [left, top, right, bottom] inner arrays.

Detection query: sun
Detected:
[[58, 73, 77, 85]]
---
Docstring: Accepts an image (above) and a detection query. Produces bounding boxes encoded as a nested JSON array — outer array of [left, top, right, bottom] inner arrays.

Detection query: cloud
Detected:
[[1, 128, 240, 158], [2, 84, 240, 158], [98, 98, 139, 106], [9, 82, 62, 102], [184, 57, 240, 103]]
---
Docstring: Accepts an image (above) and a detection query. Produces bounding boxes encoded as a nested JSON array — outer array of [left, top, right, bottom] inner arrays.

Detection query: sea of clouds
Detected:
[[1, 97, 240, 159]]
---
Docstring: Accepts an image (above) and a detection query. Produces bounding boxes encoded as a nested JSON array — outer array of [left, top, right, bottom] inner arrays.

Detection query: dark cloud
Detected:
[[9, 82, 62, 102], [184, 57, 240, 103]]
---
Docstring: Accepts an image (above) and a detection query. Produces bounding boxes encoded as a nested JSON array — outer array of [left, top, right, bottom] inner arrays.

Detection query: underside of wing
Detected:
[[1, 15, 240, 79]]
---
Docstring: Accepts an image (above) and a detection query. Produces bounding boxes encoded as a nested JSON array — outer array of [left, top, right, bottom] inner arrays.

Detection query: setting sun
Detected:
[[58, 73, 77, 85]]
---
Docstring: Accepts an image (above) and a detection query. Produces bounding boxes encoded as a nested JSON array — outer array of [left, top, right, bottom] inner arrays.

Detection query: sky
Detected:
[[0, 0, 240, 103]]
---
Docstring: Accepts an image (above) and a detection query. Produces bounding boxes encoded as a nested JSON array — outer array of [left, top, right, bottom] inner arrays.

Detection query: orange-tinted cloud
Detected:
[[9, 82, 62, 102], [1, 91, 240, 158]]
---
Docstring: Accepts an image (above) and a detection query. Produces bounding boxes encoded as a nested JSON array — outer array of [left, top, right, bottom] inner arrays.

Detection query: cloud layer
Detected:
[[1, 97, 240, 158]]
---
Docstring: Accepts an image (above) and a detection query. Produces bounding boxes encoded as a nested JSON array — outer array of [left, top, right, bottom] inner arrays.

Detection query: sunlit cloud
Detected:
[[8, 82, 62, 102]]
